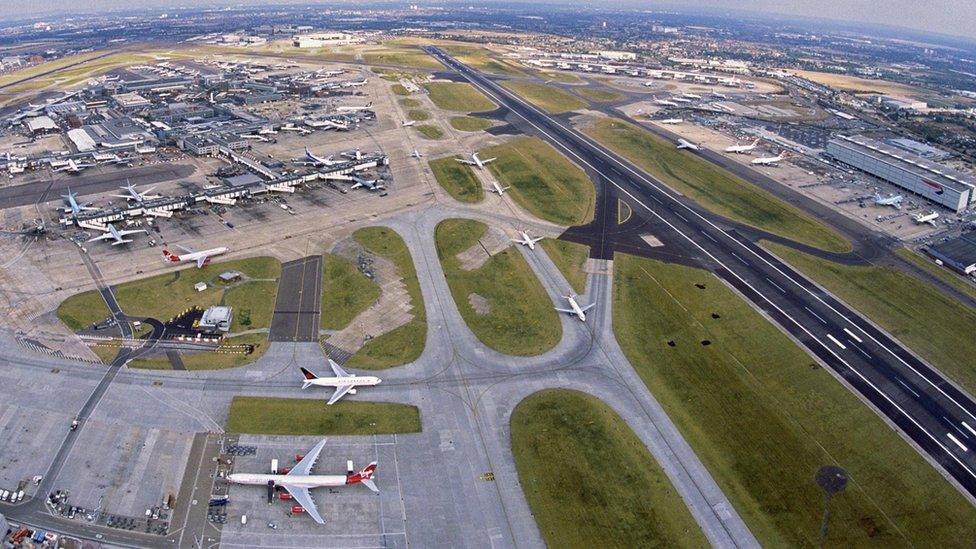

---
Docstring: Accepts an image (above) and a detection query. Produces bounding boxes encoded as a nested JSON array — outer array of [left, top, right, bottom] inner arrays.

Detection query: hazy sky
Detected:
[[8, 1, 976, 41]]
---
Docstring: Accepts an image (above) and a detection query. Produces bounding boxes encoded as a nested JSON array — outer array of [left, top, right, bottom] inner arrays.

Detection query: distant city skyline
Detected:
[[6, 0, 976, 42]]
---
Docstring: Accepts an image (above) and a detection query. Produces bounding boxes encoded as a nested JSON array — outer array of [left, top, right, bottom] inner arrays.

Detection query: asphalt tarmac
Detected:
[[268, 255, 323, 342], [427, 45, 976, 501]]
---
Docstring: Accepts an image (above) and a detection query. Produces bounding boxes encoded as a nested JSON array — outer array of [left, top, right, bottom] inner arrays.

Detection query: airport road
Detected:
[[0, 163, 195, 210], [268, 255, 323, 342], [427, 46, 976, 501]]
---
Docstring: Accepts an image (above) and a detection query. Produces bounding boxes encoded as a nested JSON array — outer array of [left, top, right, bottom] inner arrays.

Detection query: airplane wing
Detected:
[[530, 237, 544, 243], [328, 359, 350, 377], [283, 485, 325, 524], [328, 385, 355, 405], [482, 157, 497, 163], [554, 307, 575, 313], [87, 233, 114, 243], [455, 158, 476, 165], [580, 303, 596, 312], [116, 229, 146, 237], [175, 244, 196, 254], [289, 439, 327, 477]]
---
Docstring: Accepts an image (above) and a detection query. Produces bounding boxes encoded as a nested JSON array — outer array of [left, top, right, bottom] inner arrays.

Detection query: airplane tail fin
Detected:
[[162, 249, 180, 262], [300, 367, 317, 389], [347, 462, 379, 492]]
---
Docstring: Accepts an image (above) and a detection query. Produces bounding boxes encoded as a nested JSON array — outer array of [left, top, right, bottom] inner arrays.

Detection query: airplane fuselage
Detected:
[[307, 376, 381, 389], [228, 473, 349, 488], [567, 297, 587, 321]]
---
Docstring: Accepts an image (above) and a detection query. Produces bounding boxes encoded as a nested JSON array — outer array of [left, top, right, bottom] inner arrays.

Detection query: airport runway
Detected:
[[0, 163, 195, 210], [427, 46, 976, 500], [268, 256, 323, 342]]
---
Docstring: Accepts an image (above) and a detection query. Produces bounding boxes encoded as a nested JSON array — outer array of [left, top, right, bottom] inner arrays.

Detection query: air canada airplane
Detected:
[[513, 230, 543, 250], [456, 152, 496, 169], [227, 439, 378, 524], [301, 359, 382, 405], [555, 294, 595, 321]]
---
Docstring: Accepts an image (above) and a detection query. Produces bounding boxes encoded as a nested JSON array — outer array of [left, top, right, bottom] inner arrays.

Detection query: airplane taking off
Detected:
[[410, 149, 423, 159], [227, 439, 378, 525], [87, 223, 146, 246], [113, 183, 160, 203], [60, 189, 96, 215], [913, 211, 939, 225], [350, 176, 385, 191], [456, 152, 496, 169], [751, 151, 787, 165], [162, 244, 228, 268], [300, 360, 382, 405], [676, 139, 701, 151], [874, 193, 904, 208], [512, 230, 543, 250], [725, 139, 760, 154], [555, 294, 595, 321], [488, 180, 510, 195]]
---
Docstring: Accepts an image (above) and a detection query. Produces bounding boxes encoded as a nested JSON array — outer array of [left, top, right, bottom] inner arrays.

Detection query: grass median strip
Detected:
[[512, 389, 706, 548], [539, 239, 589, 294], [226, 397, 422, 435], [436, 219, 560, 355], [502, 81, 590, 113], [414, 124, 443, 139], [429, 156, 483, 203], [765, 241, 976, 393], [483, 136, 595, 225], [449, 116, 493, 132], [346, 227, 427, 369], [612, 252, 976, 545], [321, 254, 381, 330], [576, 87, 624, 102], [423, 81, 496, 111], [584, 118, 851, 253]]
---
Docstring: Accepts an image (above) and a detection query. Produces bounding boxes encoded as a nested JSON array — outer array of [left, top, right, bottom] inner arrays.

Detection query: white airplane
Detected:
[[60, 189, 96, 215], [301, 147, 342, 167], [456, 152, 496, 169], [87, 223, 146, 246], [555, 294, 595, 321], [402, 120, 416, 127], [513, 230, 543, 250], [682, 93, 703, 100], [410, 149, 423, 159], [335, 102, 372, 113], [162, 244, 228, 268], [343, 78, 368, 88], [227, 439, 378, 525], [53, 158, 94, 174], [913, 211, 939, 225], [676, 139, 701, 151], [300, 360, 382, 405], [488, 180, 510, 195], [350, 176, 385, 191], [672, 97, 693, 104], [654, 99, 679, 107], [306, 118, 350, 131], [659, 118, 683, 125], [113, 183, 160, 203], [751, 151, 788, 166], [725, 139, 760, 154], [873, 193, 904, 209]]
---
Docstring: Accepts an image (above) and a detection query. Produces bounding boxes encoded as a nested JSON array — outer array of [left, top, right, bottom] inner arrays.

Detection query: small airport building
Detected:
[[926, 233, 976, 275], [826, 135, 975, 213]]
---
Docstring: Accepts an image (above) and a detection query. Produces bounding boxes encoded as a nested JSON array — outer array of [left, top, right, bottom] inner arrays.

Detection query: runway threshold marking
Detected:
[[826, 334, 846, 350], [948, 432, 969, 452], [964, 422, 976, 438], [434, 48, 976, 484]]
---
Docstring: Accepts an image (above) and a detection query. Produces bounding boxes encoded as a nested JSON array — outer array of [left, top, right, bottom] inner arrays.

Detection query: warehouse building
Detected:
[[925, 233, 976, 275], [827, 135, 975, 213]]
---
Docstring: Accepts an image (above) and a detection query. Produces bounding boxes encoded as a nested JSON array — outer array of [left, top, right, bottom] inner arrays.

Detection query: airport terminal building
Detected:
[[827, 135, 975, 213]]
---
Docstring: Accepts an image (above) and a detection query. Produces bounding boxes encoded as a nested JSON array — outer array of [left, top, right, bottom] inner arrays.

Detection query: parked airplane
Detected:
[[306, 118, 350, 131], [113, 183, 160, 202], [913, 211, 939, 225], [676, 139, 701, 151], [350, 176, 385, 191], [53, 158, 94, 174], [456, 152, 496, 169], [659, 118, 683, 125], [487, 180, 510, 195], [300, 360, 382, 405], [725, 139, 760, 154], [654, 99, 679, 107], [162, 244, 228, 268], [335, 102, 372, 113], [410, 149, 423, 159], [300, 147, 342, 167], [402, 120, 416, 127], [682, 93, 703, 100], [512, 230, 543, 250], [751, 151, 787, 165], [87, 223, 146, 246], [227, 439, 378, 525], [60, 189, 96, 215], [555, 294, 595, 321], [874, 193, 905, 208]]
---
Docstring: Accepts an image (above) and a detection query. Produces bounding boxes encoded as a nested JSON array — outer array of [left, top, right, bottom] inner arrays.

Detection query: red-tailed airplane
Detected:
[[227, 439, 378, 524], [162, 244, 228, 268]]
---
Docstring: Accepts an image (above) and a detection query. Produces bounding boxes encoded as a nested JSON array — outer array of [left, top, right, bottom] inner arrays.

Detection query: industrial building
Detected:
[[925, 233, 976, 275], [198, 306, 233, 333], [827, 135, 976, 213]]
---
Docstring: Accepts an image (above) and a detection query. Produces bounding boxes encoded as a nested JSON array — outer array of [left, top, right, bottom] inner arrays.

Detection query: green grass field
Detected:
[[346, 227, 427, 369], [483, 137, 595, 225], [423, 81, 496, 112], [449, 116, 494, 132], [436, 219, 560, 355], [407, 109, 431, 121], [399, 97, 421, 108], [512, 389, 707, 548], [539, 239, 589, 294], [414, 124, 444, 139], [765, 241, 976, 394], [612, 252, 976, 545], [429, 156, 484, 203], [896, 248, 976, 301], [58, 257, 281, 330], [584, 119, 851, 253], [391, 83, 410, 96], [576, 87, 624, 102], [321, 254, 381, 330], [541, 71, 584, 84], [439, 45, 526, 76], [501, 81, 589, 113], [226, 397, 422, 435], [362, 48, 443, 70]]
